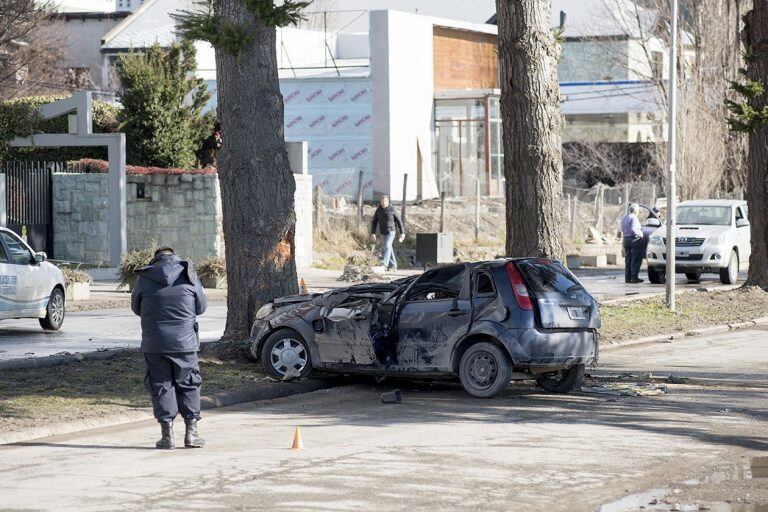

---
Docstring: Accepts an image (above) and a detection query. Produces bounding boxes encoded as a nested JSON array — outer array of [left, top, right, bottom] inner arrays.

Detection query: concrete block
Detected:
[[66, 242, 85, 260], [151, 174, 166, 186], [166, 175, 181, 186], [54, 200, 71, 213], [180, 174, 194, 183], [580, 254, 608, 267], [193, 179, 204, 190]]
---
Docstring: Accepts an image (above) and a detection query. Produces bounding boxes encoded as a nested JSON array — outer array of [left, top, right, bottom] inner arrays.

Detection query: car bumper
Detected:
[[646, 244, 728, 271], [503, 328, 598, 367]]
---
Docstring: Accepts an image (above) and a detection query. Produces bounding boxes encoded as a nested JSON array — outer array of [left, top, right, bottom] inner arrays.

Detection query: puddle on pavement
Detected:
[[596, 457, 768, 512]]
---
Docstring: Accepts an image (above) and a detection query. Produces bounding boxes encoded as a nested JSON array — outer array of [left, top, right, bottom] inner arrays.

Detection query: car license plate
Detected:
[[567, 307, 587, 320], [675, 250, 688, 257]]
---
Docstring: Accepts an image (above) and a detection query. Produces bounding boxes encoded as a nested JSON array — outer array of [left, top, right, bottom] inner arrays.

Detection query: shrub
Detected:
[[116, 41, 214, 169], [118, 247, 154, 290], [0, 95, 120, 161], [70, 158, 217, 175], [59, 268, 93, 287], [197, 257, 226, 280]]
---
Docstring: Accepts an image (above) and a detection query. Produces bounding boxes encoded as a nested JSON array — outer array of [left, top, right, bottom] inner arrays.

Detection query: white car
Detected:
[[0, 227, 66, 330], [646, 199, 750, 285]]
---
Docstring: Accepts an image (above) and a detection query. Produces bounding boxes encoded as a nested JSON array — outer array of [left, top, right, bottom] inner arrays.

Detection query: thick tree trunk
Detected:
[[496, 0, 564, 259], [744, 2, 768, 289], [215, 0, 298, 339]]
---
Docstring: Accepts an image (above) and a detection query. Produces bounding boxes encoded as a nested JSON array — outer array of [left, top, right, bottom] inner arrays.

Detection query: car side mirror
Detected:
[[736, 219, 749, 228], [645, 217, 662, 228], [34, 252, 47, 263]]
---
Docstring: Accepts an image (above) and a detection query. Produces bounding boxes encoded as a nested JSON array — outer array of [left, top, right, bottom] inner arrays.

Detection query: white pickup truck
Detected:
[[645, 199, 750, 285]]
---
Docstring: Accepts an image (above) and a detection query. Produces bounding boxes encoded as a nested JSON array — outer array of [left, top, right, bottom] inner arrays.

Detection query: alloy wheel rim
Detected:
[[270, 338, 307, 375], [50, 294, 64, 326], [468, 352, 498, 389]]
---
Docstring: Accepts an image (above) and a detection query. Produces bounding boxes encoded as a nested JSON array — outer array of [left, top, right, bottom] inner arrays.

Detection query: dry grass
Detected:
[[0, 347, 263, 434], [599, 287, 768, 344]]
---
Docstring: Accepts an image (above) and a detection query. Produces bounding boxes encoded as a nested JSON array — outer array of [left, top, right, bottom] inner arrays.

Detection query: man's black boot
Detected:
[[156, 422, 174, 450], [184, 419, 205, 448]]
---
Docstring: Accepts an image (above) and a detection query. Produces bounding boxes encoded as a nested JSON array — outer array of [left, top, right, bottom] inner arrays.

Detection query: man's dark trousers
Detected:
[[623, 236, 645, 281], [144, 352, 202, 424]]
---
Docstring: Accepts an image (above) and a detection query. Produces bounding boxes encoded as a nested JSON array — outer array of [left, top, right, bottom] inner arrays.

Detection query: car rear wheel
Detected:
[[261, 329, 313, 381], [536, 364, 585, 394], [647, 266, 665, 284], [39, 288, 65, 331], [685, 271, 702, 283], [719, 251, 738, 284], [458, 342, 512, 398]]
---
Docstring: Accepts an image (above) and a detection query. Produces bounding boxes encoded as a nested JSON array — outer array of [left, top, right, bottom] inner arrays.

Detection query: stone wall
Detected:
[[53, 171, 313, 267]]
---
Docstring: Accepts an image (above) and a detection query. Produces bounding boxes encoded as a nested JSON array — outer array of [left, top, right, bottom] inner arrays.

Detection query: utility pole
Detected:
[[665, 0, 678, 311]]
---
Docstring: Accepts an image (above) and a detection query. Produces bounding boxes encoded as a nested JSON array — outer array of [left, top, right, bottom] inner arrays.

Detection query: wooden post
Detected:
[[356, 169, 364, 232], [570, 195, 577, 242], [624, 183, 630, 215], [597, 184, 605, 233], [440, 191, 447, 233], [651, 184, 657, 206], [475, 179, 481, 241], [566, 193, 571, 221], [314, 186, 324, 232], [401, 173, 408, 227]]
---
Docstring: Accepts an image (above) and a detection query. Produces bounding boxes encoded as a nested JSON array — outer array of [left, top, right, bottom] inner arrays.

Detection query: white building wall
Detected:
[[370, 10, 435, 201]]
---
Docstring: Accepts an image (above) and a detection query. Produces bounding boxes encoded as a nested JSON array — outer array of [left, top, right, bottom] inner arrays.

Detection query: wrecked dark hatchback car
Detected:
[[249, 259, 600, 397]]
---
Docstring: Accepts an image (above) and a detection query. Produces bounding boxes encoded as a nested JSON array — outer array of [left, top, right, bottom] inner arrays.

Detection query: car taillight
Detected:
[[505, 262, 533, 310]]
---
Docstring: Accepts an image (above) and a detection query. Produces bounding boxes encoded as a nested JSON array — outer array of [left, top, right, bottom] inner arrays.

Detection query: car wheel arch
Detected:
[[451, 333, 515, 374], [252, 324, 318, 365]]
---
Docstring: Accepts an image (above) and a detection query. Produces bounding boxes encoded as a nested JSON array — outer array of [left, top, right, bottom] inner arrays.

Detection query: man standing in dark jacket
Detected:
[[370, 195, 405, 270], [131, 247, 207, 449]]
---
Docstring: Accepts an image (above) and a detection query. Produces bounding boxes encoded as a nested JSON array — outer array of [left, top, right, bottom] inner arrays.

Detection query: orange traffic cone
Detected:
[[290, 427, 305, 450], [299, 278, 308, 294]]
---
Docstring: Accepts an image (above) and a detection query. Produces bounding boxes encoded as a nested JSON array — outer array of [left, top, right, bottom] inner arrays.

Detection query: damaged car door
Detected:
[[393, 264, 471, 370], [314, 293, 378, 366]]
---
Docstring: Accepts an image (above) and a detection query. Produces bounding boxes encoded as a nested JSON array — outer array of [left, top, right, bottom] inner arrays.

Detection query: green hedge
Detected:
[[0, 95, 120, 162]]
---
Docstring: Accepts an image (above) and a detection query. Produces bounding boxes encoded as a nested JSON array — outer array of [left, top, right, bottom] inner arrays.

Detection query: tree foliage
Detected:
[[726, 53, 768, 134], [116, 41, 213, 168], [0, 95, 119, 161], [174, 0, 311, 56]]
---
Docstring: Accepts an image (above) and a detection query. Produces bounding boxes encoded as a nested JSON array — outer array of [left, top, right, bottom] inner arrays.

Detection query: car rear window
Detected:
[[514, 259, 583, 295]]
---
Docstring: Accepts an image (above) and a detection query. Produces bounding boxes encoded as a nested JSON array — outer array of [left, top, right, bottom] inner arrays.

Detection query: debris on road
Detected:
[[339, 264, 392, 282], [581, 382, 668, 396], [381, 389, 403, 404]]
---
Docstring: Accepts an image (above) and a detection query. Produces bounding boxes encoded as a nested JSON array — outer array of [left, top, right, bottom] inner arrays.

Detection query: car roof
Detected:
[[679, 199, 746, 207]]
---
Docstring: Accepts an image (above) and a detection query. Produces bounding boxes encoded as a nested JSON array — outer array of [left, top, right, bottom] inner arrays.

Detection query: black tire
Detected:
[[536, 364, 585, 394], [648, 266, 665, 284], [719, 250, 739, 284], [39, 287, 65, 331], [458, 342, 512, 398], [685, 271, 702, 283], [260, 329, 313, 381]]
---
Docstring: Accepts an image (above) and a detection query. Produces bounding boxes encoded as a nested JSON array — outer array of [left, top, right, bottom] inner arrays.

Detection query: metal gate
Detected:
[[1, 162, 56, 256]]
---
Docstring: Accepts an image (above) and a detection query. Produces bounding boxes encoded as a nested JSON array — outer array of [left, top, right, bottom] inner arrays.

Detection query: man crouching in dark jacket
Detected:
[[131, 247, 207, 449]]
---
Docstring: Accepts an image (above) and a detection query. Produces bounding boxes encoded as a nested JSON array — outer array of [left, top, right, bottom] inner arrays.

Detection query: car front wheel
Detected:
[[458, 342, 512, 398], [648, 266, 665, 284], [719, 250, 738, 285], [536, 364, 585, 394], [40, 287, 65, 331], [261, 329, 313, 381]]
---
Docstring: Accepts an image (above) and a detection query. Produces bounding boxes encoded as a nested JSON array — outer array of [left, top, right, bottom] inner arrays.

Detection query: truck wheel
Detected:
[[719, 251, 738, 284], [39, 288, 65, 331], [261, 329, 313, 381], [648, 266, 665, 284], [685, 271, 702, 283], [458, 342, 512, 398], [536, 364, 585, 394]]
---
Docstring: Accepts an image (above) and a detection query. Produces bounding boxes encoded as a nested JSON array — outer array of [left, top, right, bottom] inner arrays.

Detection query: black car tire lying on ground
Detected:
[[261, 329, 314, 381], [536, 364, 585, 394], [458, 342, 512, 398]]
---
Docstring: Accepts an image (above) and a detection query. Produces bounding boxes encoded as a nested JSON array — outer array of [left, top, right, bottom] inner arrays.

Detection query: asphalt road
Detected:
[[0, 267, 746, 361], [0, 329, 766, 511]]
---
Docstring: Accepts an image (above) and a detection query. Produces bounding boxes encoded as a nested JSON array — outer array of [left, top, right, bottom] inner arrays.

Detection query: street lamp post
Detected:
[[665, 0, 678, 311]]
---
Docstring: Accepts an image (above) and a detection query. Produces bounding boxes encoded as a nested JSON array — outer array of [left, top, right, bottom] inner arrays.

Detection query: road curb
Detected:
[[601, 315, 768, 351], [0, 378, 336, 446]]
